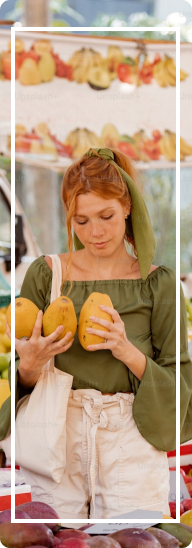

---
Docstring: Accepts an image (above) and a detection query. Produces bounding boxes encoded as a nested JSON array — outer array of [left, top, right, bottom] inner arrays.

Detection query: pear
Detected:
[[42, 135, 58, 158], [101, 123, 120, 148], [30, 140, 44, 155], [38, 52, 56, 83], [19, 58, 42, 86]]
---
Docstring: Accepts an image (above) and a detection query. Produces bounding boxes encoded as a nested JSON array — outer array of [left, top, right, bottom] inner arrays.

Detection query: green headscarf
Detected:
[[73, 148, 155, 280]]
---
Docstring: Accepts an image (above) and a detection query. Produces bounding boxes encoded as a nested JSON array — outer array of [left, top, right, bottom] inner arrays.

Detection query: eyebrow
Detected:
[[74, 207, 115, 218]]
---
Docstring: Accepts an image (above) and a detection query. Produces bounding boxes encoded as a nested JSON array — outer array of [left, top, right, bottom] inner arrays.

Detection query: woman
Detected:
[[2, 147, 192, 518]]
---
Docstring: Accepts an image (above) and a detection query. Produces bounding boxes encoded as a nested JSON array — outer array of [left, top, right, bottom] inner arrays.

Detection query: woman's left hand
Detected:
[[86, 305, 130, 362]]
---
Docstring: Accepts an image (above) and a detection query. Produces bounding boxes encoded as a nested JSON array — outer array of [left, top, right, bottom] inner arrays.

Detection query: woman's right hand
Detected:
[[7, 310, 74, 388]]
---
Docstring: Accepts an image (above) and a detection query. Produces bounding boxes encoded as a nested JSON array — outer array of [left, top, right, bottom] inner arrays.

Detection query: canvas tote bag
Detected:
[[2, 255, 73, 483]]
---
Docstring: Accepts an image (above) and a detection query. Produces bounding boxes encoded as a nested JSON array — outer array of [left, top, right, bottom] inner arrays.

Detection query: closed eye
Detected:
[[76, 214, 114, 225]]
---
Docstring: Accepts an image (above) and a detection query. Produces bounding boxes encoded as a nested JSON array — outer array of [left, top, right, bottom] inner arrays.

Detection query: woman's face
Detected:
[[72, 192, 130, 257]]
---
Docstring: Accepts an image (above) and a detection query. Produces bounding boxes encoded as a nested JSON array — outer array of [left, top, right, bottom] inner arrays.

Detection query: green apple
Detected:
[[0, 353, 10, 372], [1, 368, 8, 380]]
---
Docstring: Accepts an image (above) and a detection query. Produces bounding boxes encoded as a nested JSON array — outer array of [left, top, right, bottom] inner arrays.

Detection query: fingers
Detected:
[[86, 327, 112, 339], [56, 338, 74, 355], [54, 330, 73, 347], [99, 305, 119, 321], [31, 310, 43, 339], [46, 324, 66, 343], [89, 315, 114, 330], [87, 342, 109, 351]]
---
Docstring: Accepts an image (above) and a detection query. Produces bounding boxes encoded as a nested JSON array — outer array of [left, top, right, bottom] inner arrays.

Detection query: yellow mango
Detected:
[[6, 297, 39, 339], [43, 296, 77, 342], [0, 333, 11, 350], [0, 379, 10, 408], [78, 292, 113, 350]]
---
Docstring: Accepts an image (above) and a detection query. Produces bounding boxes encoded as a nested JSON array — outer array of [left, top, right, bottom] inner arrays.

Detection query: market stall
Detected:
[[0, 29, 190, 522]]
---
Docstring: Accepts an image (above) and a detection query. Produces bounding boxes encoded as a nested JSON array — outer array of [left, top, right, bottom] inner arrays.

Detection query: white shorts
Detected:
[[21, 389, 170, 519]]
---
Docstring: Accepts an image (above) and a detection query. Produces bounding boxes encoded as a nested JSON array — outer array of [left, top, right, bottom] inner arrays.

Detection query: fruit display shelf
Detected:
[[1, 30, 192, 170]]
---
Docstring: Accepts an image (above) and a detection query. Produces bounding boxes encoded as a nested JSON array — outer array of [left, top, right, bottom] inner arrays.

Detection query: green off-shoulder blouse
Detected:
[[0, 255, 192, 452]]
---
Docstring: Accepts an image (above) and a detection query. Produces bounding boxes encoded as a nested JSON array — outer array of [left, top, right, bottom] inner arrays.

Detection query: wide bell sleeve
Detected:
[[15, 256, 52, 404], [180, 284, 192, 444], [0, 256, 52, 441], [132, 266, 176, 452]]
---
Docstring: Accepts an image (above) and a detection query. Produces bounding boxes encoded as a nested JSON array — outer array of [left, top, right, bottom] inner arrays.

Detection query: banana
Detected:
[[153, 55, 187, 86], [68, 48, 104, 84], [164, 56, 176, 78], [107, 45, 123, 72], [180, 68, 188, 81], [153, 59, 169, 87], [159, 131, 176, 161], [164, 55, 188, 83], [180, 136, 192, 156], [163, 57, 176, 86], [169, 132, 185, 161], [64, 129, 79, 148]]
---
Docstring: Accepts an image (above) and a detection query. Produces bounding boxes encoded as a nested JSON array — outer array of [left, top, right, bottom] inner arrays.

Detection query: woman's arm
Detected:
[[86, 306, 146, 381], [12, 257, 74, 388], [8, 312, 73, 388]]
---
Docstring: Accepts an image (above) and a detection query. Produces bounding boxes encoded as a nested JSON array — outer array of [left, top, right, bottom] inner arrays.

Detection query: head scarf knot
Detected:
[[84, 147, 115, 162], [74, 147, 155, 280]]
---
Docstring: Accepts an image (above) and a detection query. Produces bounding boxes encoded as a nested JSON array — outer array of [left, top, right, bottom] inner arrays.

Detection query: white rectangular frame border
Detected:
[[11, 25, 180, 524]]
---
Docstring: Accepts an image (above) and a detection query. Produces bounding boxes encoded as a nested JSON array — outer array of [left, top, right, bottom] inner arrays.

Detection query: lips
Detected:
[[93, 241, 108, 248]]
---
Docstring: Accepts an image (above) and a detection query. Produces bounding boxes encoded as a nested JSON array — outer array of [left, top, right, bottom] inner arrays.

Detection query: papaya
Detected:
[[109, 528, 161, 548], [6, 297, 39, 339], [0, 523, 55, 548], [78, 292, 113, 350], [146, 527, 180, 547], [43, 296, 77, 342]]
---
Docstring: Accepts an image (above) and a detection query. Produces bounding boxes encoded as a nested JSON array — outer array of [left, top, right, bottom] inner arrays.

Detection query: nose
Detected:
[[90, 221, 105, 239]]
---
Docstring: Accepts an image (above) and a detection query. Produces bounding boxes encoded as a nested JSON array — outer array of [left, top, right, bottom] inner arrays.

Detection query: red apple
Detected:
[[180, 501, 185, 515], [2, 52, 11, 79], [169, 501, 176, 519], [183, 499, 192, 512]]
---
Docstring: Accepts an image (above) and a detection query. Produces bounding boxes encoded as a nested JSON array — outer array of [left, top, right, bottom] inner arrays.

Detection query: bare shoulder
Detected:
[[44, 253, 70, 272], [44, 250, 84, 277], [149, 264, 159, 274], [44, 255, 52, 269]]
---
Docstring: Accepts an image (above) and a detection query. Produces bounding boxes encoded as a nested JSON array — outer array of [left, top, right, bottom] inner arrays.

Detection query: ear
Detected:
[[124, 204, 131, 218]]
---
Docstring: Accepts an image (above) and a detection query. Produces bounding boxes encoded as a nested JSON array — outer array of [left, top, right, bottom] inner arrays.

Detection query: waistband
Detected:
[[69, 388, 134, 405]]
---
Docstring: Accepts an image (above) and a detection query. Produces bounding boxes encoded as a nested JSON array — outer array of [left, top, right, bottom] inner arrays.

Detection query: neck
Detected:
[[82, 243, 135, 279]]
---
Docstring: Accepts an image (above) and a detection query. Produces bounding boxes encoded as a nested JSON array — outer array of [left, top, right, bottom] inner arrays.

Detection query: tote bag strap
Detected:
[[44, 254, 62, 373], [47, 254, 63, 303]]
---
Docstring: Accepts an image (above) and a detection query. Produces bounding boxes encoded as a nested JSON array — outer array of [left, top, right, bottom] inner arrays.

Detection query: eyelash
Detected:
[[76, 215, 113, 225]]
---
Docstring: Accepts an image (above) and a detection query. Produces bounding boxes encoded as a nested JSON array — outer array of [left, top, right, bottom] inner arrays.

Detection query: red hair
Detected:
[[61, 148, 141, 289]]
